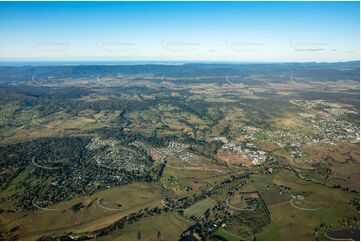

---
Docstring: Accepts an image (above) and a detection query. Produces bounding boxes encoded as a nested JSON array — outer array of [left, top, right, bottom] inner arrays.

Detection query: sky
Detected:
[[0, 1, 359, 62]]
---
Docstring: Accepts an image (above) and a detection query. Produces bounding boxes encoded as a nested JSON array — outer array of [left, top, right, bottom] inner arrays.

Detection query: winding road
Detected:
[[96, 198, 125, 211], [31, 156, 62, 170], [289, 197, 321, 211], [225, 197, 256, 211]]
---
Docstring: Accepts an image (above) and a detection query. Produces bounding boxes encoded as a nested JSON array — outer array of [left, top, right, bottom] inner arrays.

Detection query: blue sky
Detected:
[[0, 1, 359, 62]]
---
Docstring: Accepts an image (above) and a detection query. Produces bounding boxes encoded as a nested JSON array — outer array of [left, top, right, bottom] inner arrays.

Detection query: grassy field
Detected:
[[161, 159, 238, 196], [256, 221, 282, 241], [100, 212, 192, 240], [256, 170, 359, 240], [1, 183, 163, 240], [184, 198, 217, 219], [212, 227, 241, 241]]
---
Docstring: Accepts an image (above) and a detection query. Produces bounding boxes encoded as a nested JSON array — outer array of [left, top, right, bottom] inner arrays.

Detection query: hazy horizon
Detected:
[[0, 59, 360, 67]]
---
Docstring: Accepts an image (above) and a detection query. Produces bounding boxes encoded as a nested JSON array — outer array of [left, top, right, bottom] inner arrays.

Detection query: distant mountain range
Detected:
[[0, 61, 359, 83]]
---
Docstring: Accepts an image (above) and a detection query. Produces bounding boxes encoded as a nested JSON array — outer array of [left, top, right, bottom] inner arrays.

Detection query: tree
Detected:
[[137, 230, 141, 240]]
